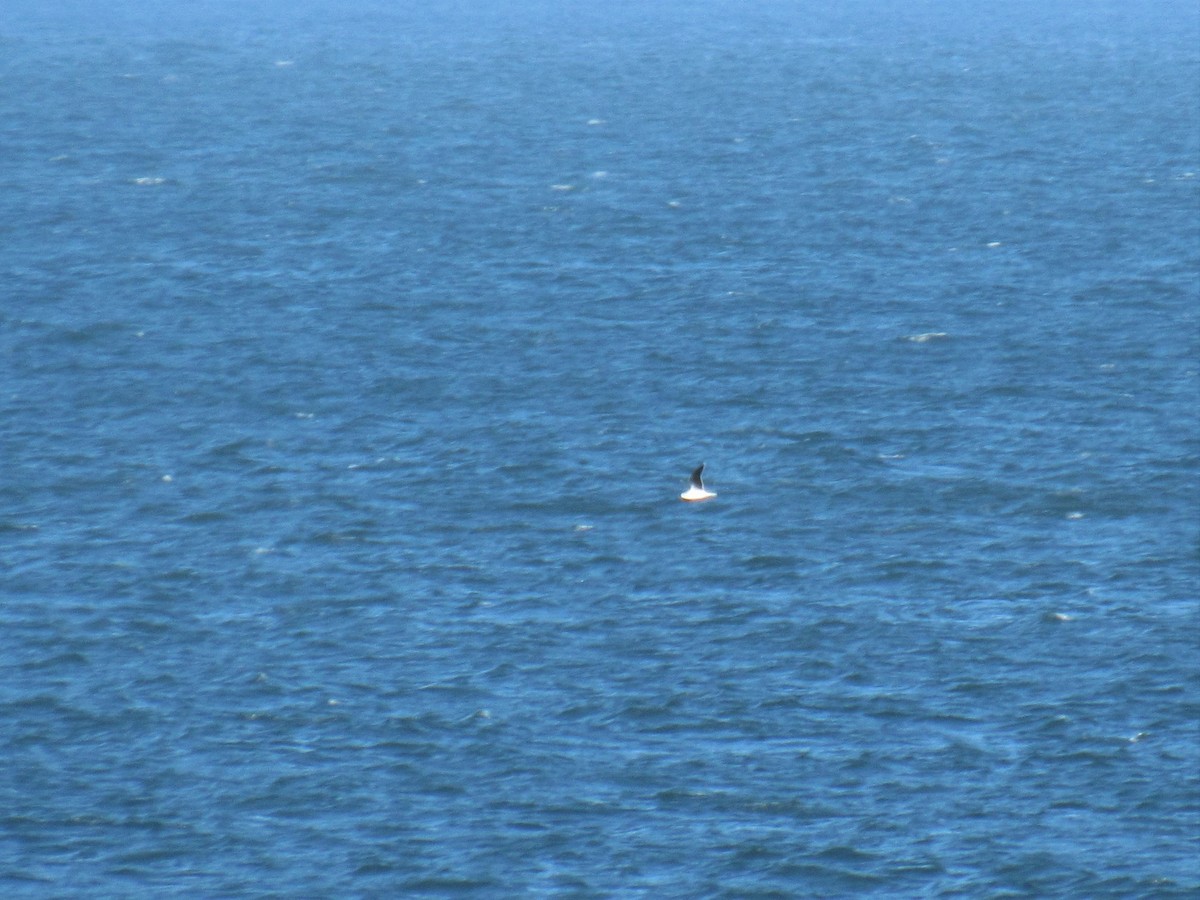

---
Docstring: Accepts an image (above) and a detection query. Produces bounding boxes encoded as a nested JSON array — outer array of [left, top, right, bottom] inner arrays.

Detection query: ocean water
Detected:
[[2, 1, 1198, 895]]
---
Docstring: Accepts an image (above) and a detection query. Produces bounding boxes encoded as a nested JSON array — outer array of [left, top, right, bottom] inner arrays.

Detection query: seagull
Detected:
[[680, 463, 716, 502]]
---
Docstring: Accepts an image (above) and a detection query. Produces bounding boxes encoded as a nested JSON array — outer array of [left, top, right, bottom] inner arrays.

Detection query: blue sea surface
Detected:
[[2, 1, 1199, 895]]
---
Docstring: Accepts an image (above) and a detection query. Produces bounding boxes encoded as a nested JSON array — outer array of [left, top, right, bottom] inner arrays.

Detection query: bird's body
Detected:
[[680, 463, 716, 502]]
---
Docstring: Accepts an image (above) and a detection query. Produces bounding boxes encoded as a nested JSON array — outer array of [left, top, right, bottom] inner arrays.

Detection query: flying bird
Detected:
[[680, 463, 716, 502]]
